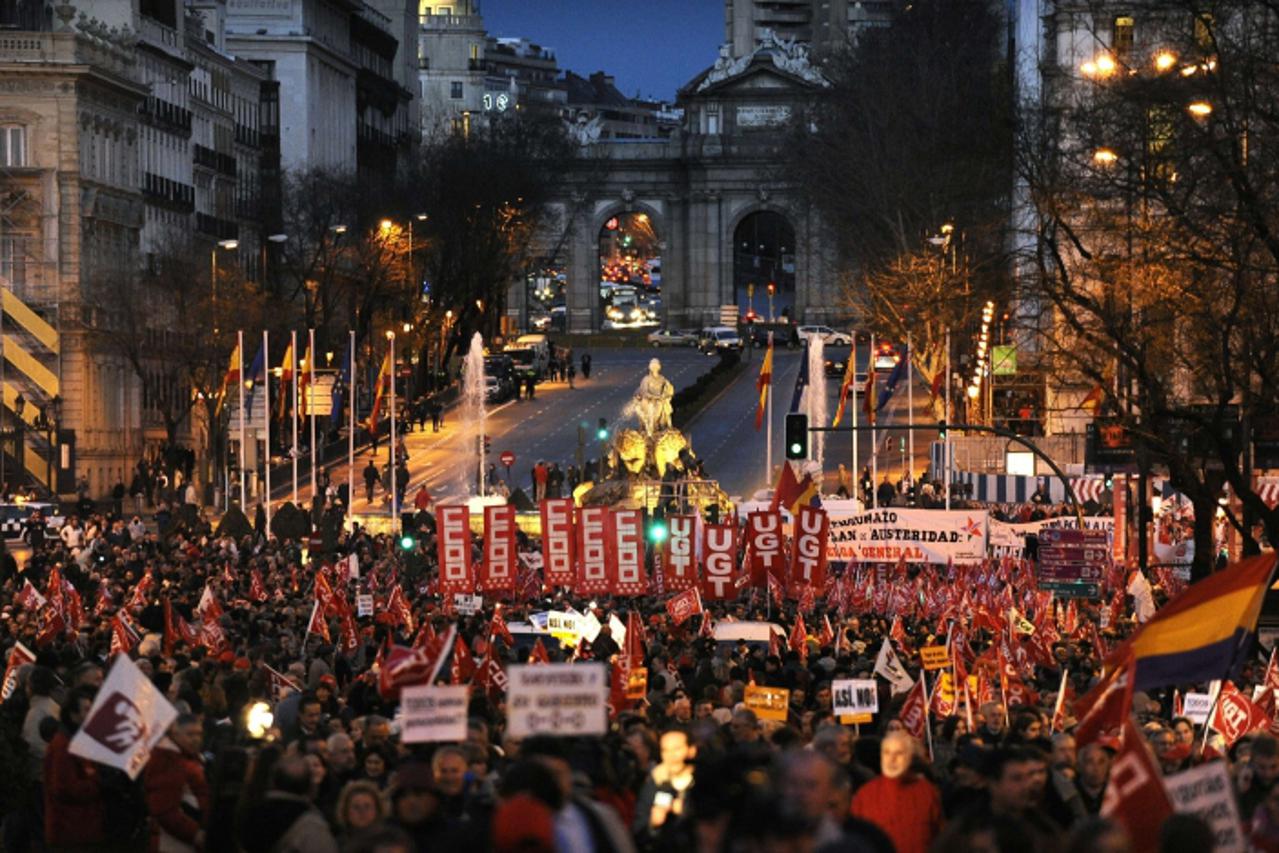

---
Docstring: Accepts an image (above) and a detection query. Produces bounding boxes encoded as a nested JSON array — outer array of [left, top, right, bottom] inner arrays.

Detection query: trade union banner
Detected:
[[988, 516, 1115, 554], [660, 515, 698, 592], [746, 511, 786, 588], [480, 505, 517, 593], [540, 499, 576, 587], [436, 505, 473, 594], [607, 509, 646, 596], [826, 508, 989, 565], [790, 505, 829, 591], [576, 507, 610, 595], [702, 522, 739, 600]]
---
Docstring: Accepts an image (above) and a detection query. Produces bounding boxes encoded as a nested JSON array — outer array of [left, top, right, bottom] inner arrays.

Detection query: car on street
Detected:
[[647, 328, 699, 347], [746, 322, 801, 348], [873, 341, 901, 370], [484, 375, 508, 404], [699, 326, 743, 354], [824, 356, 847, 377], [797, 325, 853, 346]]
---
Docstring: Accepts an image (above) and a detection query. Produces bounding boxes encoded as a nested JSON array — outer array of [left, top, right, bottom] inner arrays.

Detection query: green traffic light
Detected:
[[597, 429, 609, 440], [399, 535, 416, 550], [647, 522, 668, 543], [789, 442, 802, 455]]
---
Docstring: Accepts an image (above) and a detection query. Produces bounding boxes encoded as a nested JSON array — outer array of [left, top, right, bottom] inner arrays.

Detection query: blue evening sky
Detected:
[[482, 0, 725, 101]]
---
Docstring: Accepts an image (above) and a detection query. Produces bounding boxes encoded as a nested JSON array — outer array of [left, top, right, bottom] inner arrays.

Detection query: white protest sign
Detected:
[[69, 654, 177, 780], [826, 508, 989, 565], [399, 684, 470, 744], [453, 594, 483, 616], [356, 594, 374, 617], [832, 679, 879, 716], [507, 663, 608, 737], [1163, 762, 1245, 853], [1182, 692, 1213, 725], [547, 611, 580, 642], [579, 610, 603, 644]]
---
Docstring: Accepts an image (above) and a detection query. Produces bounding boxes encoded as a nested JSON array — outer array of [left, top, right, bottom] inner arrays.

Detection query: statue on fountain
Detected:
[[633, 358, 674, 436]]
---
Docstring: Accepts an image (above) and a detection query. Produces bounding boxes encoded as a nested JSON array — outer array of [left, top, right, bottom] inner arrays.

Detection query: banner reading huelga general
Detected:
[[826, 508, 989, 565]]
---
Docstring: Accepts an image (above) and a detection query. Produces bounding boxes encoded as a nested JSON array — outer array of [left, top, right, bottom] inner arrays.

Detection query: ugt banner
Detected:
[[660, 515, 698, 592], [702, 522, 739, 600], [790, 505, 829, 590], [746, 511, 785, 588], [540, 499, 576, 587], [436, 505, 474, 594], [826, 508, 989, 565]]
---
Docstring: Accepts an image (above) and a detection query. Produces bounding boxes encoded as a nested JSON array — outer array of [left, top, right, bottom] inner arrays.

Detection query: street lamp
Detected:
[[1187, 100, 1213, 118], [211, 239, 239, 332]]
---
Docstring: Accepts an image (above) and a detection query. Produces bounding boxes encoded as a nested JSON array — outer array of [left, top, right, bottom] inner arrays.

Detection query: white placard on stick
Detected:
[[1182, 692, 1213, 725], [1164, 761, 1245, 853], [832, 678, 879, 716], [399, 684, 470, 744], [507, 663, 607, 737], [356, 594, 374, 617], [453, 594, 483, 616]]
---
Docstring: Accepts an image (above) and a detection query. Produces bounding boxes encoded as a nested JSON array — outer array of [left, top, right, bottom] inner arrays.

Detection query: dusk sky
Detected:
[[483, 0, 724, 102]]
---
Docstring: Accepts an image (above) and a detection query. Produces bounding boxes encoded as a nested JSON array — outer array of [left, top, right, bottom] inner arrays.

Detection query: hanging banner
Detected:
[[661, 515, 698, 592], [481, 505, 517, 593], [988, 516, 1116, 553], [790, 505, 829, 591], [747, 511, 785, 588], [540, 499, 576, 587], [702, 522, 739, 600], [826, 508, 989, 564], [1113, 475, 1128, 563], [436, 505, 473, 594], [608, 509, 647, 596], [576, 507, 610, 595]]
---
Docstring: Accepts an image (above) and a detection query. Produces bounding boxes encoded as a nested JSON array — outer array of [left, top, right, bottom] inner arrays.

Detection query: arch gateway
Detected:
[[508, 36, 844, 333]]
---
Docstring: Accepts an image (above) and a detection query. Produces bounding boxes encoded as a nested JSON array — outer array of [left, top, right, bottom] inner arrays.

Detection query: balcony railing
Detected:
[[141, 172, 196, 211], [193, 144, 237, 177], [139, 96, 193, 133]]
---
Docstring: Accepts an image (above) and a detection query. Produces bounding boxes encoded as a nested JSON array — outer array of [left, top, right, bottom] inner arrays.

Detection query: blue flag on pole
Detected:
[[330, 339, 351, 431], [876, 344, 909, 414]]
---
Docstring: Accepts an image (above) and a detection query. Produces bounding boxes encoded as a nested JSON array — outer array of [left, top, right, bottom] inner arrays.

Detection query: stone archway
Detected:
[[593, 201, 665, 330], [731, 208, 796, 323]]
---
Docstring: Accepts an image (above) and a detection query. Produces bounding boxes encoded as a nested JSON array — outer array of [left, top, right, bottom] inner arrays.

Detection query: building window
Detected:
[[0, 125, 26, 167], [451, 81, 463, 99], [1112, 16, 1134, 59], [0, 235, 27, 286]]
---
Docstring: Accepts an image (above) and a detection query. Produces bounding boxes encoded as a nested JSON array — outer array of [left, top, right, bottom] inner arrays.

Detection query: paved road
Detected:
[[304, 348, 713, 513]]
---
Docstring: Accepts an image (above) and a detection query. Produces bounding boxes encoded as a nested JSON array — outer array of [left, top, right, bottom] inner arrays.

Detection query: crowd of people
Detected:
[[0, 495, 1275, 853]]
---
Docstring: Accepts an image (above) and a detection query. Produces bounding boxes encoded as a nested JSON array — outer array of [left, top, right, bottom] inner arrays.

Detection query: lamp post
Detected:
[[211, 239, 239, 333]]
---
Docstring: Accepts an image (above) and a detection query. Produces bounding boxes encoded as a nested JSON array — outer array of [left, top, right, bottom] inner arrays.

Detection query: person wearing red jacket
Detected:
[[44, 685, 106, 849], [144, 714, 210, 852], [850, 731, 943, 853]]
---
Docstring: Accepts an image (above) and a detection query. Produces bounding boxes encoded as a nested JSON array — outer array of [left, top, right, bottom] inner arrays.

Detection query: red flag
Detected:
[[451, 636, 477, 685], [819, 615, 835, 648], [489, 610, 514, 647], [625, 610, 647, 668], [889, 615, 908, 648], [767, 572, 785, 608], [665, 587, 704, 626], [576, 507, 610, 595], [660, 515, 698, 592], [790, 505, 829, 591], [378, 625, 456, 700], [790, 613, 808, 660], [129, 572, 154, 613], [607, 509, 647, 596], [1264, 645, 1279, 693], [437, 505, 474, 594], [529, 637, 551, 664], [1101, 718, 1174, 852], [110, 611, 141, 657], [1072, 653, 1135, 746], [1210, 681, 1271, 746], [701, 522, 739, 600], [897, 677, 928, 741], [249, 570, 269, 603], [264, 664, 301, 700], [929, 670, 956, 718], [306, 600, 331, 643], [17, 578, 47, 612], [473, 646, 507, 701], [481, 505, 518, 593], [539, 498, 576, 587], [387, 584, 415, 634], [196, 585, 224, 623]]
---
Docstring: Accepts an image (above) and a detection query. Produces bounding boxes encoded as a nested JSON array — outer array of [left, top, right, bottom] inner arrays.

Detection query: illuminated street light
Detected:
[[1082, 53, 1116, 78], [380, 219, 393, 233], [1187, 101, 1213, 118], [1093, 148, 1119, 165], [1154, 51, 1177, 72]]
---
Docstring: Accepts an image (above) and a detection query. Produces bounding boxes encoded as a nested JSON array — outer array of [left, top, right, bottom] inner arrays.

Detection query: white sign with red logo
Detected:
[[1, 641, 36, 702], [1211, 682, 1270, 746], [576, 508, 610, 595], [661, 515, 697, 591], [790, 505, 830, 590], [540, 499, 576, 587], [702, 523, 738, 600], [481, 505, 517, 592], [826, 508, 989, 564], [609, 509, 646, 596], [69, 654, 177, 780], [436, 505, 473, 594]]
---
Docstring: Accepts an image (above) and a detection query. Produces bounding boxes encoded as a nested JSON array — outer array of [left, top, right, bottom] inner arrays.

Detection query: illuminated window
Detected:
[[1112, 16, 1134, 59], [0, 125, 25, 166]]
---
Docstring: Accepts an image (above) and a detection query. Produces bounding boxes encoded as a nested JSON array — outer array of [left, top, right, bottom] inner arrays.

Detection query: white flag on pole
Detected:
[[874, 638, 915, 696], [69, 654, 177, 780]]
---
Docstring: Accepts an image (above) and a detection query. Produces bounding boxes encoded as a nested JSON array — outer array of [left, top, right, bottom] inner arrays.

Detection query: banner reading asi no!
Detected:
[[825, 508, 989, 565]]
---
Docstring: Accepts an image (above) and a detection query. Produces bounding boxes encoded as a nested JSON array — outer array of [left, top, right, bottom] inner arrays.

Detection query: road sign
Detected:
[[499, 450, 516, 468], [1037, 528, 1107, 597]]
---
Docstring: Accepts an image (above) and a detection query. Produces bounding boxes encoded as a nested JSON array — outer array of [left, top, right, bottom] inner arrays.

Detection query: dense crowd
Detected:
[[0, 499, 1275, 853]]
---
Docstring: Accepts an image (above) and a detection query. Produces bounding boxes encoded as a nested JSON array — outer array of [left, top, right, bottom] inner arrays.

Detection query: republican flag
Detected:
[[754, 335, 773, 430], [367, 350, 392, 428]]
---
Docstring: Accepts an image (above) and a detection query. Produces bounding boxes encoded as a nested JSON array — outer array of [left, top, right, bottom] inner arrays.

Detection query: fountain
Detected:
[[459, 332, 501, 511], [803, 336, 827, 471]]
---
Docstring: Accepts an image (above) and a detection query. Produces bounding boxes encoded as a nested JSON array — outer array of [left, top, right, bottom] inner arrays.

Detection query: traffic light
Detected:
[[646, 518, 668, 544], [1104, 469, 1114, 490], [483, 434, 492, 453], [597, 418, 609, 441], [399, 533, 416, 551], [937, 419, 947, 439], [767, 281, 776, 296], [785, 413, 809, 460]]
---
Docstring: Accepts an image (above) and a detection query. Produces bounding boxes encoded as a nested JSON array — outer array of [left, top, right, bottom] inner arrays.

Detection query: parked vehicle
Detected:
[[699, 326, 743, 354], [504, 334, 550, 377], [0, 501, 64, 543], [746, 322, 801, 348], [797, 325, 853, 346], [647, 328, 699, 347]]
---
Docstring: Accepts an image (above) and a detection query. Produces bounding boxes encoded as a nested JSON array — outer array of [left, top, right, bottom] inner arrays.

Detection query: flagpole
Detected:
[[309, 328, 317, 507], [765, 331, 773, 488], [238, 331, 246, 510], [347, 330, 355, 530], [291, 329, 299, 505], [870, 332, 877, 509], [1050, 667, 1069, 733], [945, 328, 952, 511], [907, 333, 914, 488], [263, 331, 272, 530], [389, 331, 398, 535], [852, 328, 859, 505], [922, 671, 934, 761]]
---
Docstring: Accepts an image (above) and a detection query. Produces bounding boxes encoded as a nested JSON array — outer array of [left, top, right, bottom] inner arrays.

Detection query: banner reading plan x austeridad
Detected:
[[826, 508, 989, 565]]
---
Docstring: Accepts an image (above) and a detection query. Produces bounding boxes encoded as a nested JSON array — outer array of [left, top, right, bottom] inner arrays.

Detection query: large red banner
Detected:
[[576, 507, 610, 595], [436, 505, 473, 594], [481, 505, 517, 593], [747, 511, 786, 588], [702, 522, 738, 600], [540, 499, 576, 587], [661, 515, 698, 592], [609, 509, 647, 596], [791, 505, 830, 591]]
